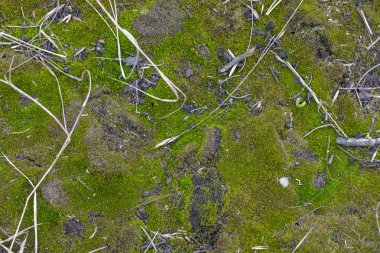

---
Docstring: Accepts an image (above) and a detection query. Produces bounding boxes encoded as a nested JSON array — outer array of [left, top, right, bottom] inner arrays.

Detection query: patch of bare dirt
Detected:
[[133, 0, 184, 44]]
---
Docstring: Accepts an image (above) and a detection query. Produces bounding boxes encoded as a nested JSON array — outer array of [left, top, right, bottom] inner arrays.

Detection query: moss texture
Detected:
[[0, 0, 380, 252]]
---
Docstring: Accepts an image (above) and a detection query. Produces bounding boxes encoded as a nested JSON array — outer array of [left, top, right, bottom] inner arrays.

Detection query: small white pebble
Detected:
[[279, 177, 289, 188]]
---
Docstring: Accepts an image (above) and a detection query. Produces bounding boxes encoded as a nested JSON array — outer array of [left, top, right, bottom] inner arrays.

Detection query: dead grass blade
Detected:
[[291, 224, 315, 253], [272, 51, 346, 137]]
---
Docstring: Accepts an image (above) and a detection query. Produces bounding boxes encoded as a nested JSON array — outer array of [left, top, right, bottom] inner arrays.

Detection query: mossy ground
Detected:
[[0, 0, 380, 252]]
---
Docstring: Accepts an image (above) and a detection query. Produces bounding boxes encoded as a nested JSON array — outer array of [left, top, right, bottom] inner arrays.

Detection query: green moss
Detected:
[[1, 0, 379, 252]]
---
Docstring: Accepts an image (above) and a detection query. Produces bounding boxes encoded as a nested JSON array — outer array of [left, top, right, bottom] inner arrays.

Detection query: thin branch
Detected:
[[9, 71, 92, 250]]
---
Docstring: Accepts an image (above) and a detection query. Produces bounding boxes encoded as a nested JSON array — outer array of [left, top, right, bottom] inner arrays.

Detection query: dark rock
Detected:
[[94, 38, 105, 55], [64, 218, 86, 238], [123, 55, 140, 66], [19, 96, 31, 107], [201, 127, 222, 164], [218, 48, 233, 63], [136, 208, 148, 224], [181, 103, 204, 114], [313, 174, 325, 189]]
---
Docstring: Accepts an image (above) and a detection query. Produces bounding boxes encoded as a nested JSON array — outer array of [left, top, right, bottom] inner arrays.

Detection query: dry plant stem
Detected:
[[109, 0, 127, 79], [266, 0, 282, 15], [9, 71, 92, 250], [88, 245, 109, 253], [86, 0, 186, 111], [272, 52, 347, 137], [357, 63, 380, 87], [337, 146, 380, 163], [291, 223, 316, 253], [0, 224, 40, 244], [2, 153, 38, 246], [140, 226, 157, 252], [367, 37, 380, 50], [39, 60, 68, 130], [156, 0, 305, 148], [0, 32, 66, 60], [336, 137, 380, 147], [144, 231, 159, 253], [0, 58, 69, 135], [304, 124, 334, 138], [239, 0, 256, 72], [357, 8, 373, 37]]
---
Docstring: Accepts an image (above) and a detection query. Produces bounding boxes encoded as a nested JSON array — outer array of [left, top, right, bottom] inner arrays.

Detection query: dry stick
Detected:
[[19, 233, 28, 253], [6, 4, 65, 29], [357, 63, 380, 87], [291, 223, 316, 253], [367, 37, 380, 50], [304, 124, 334, 138], [9, 71, 92, 250], [0, 61, 68, 136], [339, 87, 380, 91], [3, 157, 32, 252], [239, 0, 257, 73], [156, 0, 305, 148], [357, 8, 373, 37], [272, 52, 347, 137]]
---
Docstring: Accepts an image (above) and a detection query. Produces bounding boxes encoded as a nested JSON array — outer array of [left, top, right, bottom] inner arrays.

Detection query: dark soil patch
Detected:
[[190, 167, 226, 250], [88, 91, 150, 151], [313, 174, 326, 189], [292, 149, 319, 161], [111, 225, 142, 253], [201, 127, 222, 165], [122, 74, 159, 105], [41, 178, 66, 205], [64, 218, 86, 238], [133, 0, 184, 44], [84, 90, 151, 173]]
